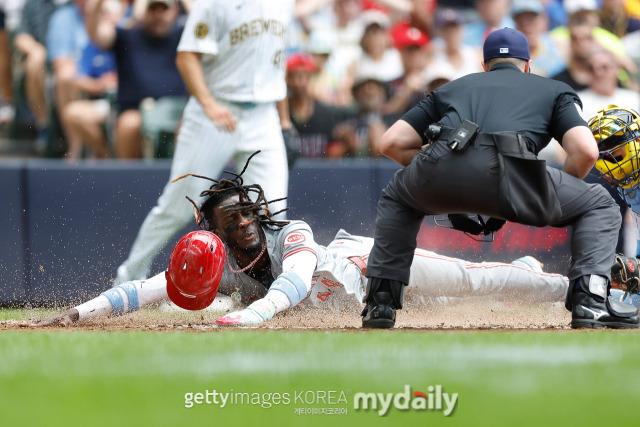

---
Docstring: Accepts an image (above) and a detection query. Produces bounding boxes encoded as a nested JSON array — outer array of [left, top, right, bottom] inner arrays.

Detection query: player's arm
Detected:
[[560, 125, 598, 179], [20, 273, 168, 327], [86, 0, 117, 50], [379, 119, 424, 166], [22, 308, 80, 327], [175, 50, 237, 132], [276, 98, 292, 130], [217, 231, 318, 326]]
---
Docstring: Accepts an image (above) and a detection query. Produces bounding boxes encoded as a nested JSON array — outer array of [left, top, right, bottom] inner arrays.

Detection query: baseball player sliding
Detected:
[[114, 0, 295, 285], [25, 155, 570, 327]]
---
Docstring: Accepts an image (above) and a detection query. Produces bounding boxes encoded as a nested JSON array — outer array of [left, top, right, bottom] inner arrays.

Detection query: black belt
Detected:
[[436, 127, 531, 154]]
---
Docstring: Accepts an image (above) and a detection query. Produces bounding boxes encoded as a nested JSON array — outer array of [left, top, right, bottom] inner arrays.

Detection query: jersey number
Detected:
[[273, 50, 284, 69]]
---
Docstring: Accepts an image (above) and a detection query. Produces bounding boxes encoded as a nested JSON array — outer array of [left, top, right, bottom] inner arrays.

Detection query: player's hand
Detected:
[[215, 299, 276, 326], [204, 103, 238, 132], [18, 309, 80, 328]]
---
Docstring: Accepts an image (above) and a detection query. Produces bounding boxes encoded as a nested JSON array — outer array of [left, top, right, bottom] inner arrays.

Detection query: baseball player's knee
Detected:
[[590, 185, 622, 223], [591, 200, 622, 231]]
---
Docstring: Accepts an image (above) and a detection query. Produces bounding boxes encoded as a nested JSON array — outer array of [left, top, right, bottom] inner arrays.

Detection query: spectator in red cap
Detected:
[[286, 52, 349, 158], [391, 20, 430, 50]]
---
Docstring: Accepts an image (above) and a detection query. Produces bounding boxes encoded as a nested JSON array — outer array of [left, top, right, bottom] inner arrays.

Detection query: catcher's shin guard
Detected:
[[565, 275, 639, 329], [361, 277, 406, 329]]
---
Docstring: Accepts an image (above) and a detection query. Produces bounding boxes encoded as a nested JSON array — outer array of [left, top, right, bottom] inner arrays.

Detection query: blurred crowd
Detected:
[[2, 0, 640, 160]]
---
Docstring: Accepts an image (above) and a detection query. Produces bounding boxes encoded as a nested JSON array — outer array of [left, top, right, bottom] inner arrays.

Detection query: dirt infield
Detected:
[[1, 298, 571, 331]]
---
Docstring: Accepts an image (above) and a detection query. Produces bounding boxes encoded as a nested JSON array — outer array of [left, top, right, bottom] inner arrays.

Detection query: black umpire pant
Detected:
[[366, 137, 622, 284]]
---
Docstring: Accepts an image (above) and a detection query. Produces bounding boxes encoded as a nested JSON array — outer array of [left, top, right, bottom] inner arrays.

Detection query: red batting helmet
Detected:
[[165, 230, 226, 310]]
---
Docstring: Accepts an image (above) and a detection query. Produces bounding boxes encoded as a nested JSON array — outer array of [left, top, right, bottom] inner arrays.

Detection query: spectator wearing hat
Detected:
[[87, 0, 187, 158], [383, 21, 430, 114], [348, 9, 404, 88], [512, 0, 566, 77], [329, 72, 391, 158], [422, 60, 456, 93], [286, 52, 349, 158], [427, 8, 482, 80]]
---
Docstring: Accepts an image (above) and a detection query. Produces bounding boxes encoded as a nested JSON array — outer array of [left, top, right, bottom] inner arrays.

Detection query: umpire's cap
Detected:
[[483, 27, 530, 62]]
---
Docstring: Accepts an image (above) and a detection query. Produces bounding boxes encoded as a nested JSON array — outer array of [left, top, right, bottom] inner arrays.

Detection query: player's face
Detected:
[[212, 195, 263, 254]]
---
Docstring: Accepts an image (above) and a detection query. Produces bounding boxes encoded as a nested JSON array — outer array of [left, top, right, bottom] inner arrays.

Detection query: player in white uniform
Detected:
[[26, 161, 569, 327], [114, 0, 295, 284]]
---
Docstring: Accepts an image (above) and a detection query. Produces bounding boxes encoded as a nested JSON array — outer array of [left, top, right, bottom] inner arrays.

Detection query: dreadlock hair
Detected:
[[172, 151, 290, 232]]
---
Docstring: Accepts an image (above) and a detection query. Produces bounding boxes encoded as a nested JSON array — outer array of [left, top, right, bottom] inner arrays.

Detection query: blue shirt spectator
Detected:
[[46, 2, 89, 63], [113, 25, 187, 111], [79, 42, 116, 79]]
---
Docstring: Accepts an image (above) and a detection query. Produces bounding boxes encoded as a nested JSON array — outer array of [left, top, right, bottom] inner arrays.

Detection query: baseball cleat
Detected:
[[361, 292, 396, 329], [569, 284, 639, 329]]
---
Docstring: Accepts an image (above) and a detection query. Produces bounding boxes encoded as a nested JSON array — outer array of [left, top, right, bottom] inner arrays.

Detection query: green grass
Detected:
[[1, 326, 639, 426]]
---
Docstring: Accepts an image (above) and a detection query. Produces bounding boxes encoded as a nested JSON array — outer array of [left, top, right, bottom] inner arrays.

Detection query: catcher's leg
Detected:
[[549, 169, 639, 328], [565, 274, 639, 329]]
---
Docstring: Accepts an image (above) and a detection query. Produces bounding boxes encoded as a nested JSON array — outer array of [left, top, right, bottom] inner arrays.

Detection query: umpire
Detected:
[[362, 28, 639, 329]]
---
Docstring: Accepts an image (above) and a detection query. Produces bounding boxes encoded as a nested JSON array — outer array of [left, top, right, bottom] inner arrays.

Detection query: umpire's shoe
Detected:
[[565, 275, 639, 329], [361, 278, 405, 329]]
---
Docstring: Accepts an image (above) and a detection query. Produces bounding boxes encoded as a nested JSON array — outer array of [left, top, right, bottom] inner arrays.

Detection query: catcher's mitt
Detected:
[[611, 254, 640, 294]]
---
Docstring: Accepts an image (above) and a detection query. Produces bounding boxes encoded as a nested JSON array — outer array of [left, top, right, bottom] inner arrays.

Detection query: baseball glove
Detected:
[[611, 254, 640, 294]]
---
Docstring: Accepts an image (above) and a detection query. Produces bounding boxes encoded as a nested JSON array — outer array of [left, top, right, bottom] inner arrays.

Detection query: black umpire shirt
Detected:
[[402, 62, 587, 154]]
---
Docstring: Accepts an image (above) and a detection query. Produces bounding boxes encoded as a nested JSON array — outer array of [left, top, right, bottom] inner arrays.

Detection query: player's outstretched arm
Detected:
[[20, 309, 80, 328], [19, 272, 169, 327], [215, 299, 278, 326], [216, 248, 318, 326]]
